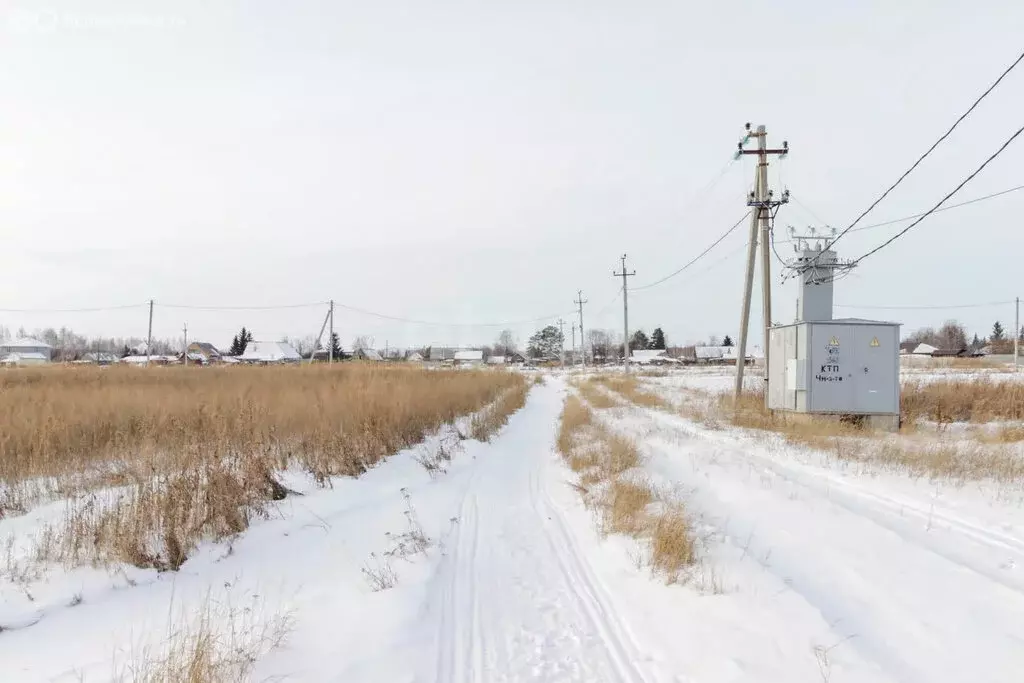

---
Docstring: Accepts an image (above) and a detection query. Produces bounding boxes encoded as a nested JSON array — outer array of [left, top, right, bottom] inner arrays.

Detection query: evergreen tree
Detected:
[[971, 333, 982, 350], [629, 329, 649, 352], [722, 335, 734, 347], [330, 332, 345, 359], [527, 325, 564, 359], [992, 321, 1005, 342], [649, 327, 667, 350], [229, 327, 254, 355], [121, 344, 131, 358]]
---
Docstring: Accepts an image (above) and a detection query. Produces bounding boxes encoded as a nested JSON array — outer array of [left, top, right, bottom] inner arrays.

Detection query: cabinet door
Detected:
[[855, 326, 896, 413]]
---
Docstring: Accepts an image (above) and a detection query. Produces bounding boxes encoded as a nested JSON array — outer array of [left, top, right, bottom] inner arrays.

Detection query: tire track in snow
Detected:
[[531, 467, 651, 683], [644, 409, 1024, 593], [436, 491, 482, 683]]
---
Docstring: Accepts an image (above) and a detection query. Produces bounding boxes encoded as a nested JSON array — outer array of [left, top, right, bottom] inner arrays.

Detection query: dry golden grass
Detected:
[[117, 591, 293, 683], [603, 478, 654, 535], [470, 382, 530, 441], [649, 504, 697, 584], [901, 378, 1024, 424], [713, 387, 1024, 483], [977, 424, 1024, 443], [557, 395, 594, 458], [556, 393, 697, 581], [574, 379, 620, 409], [593, 375, 669, 409], [1, 364, 524, 570]]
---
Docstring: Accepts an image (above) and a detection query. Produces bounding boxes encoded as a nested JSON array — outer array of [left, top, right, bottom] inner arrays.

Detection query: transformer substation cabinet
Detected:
[[766, 241, 901, 431]]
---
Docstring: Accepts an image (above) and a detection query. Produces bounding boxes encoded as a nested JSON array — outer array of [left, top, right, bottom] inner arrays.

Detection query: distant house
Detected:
[[429, 347, 455, 362], [187, 342, 222, 364], [1, 352, 49, 366], [630, 349, 678, 365], [80, 351, 119, 365], [901, 342, 938, 356], [406, 351, 424, 362], [239, 341, 301, 364], [0, 337, 52, 363], [487, 355, 506, 365], [120, 354, 174, 366], [454, 349, 484, 366], [507, 351, 528, 365], [692, 345, 761, 366], [356, 348, 384, 362]]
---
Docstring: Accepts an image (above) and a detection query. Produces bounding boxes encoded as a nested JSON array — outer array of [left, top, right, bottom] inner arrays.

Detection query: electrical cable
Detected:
[[630, 212, 751, 291], [158, 301, 328, 311], [0, 302, 148, 313], [788, 183, 1024, 236], [849, 123, 1024, 266], [817, 47, 1024, 256]]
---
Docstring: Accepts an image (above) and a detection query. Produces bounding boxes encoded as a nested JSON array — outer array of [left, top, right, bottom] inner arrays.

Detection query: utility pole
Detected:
[[571, 322, 577, 367], [329, 299, 335, 364], [557, 318, 566, 366], [1016, 296, 1020, 371], [182, 322, 188, 366], [574, 290, 588, 367], [613, 254, 636, 373], [733, 123, 789, 400], [147, 299, 154, 367]]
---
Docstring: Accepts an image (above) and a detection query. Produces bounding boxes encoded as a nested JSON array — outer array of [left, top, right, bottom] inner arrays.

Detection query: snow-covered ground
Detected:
[[3, 376, 1024, 681]]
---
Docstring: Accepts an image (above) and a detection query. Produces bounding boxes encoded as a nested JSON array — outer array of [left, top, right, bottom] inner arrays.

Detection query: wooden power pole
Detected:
[[613, 254, 636, 374], [733, 124, 789, 401], [574, 291, 588, 367]]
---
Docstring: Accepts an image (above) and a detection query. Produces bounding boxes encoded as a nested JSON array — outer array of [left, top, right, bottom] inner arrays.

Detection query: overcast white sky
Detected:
[[1, 1, 1022, 351]]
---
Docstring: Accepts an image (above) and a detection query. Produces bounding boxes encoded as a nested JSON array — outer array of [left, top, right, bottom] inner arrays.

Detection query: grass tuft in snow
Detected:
[[470, 382, 530, 442], [556, 393, 697, 583], [117, 589, 293, 683]]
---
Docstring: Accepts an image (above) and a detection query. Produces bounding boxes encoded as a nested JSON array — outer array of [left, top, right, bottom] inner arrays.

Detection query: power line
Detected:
[[630, 212, 750, 291], [158, 301, 328, 311], [0, 302, 147, 313], [836, 300, 1014, 310], [821, 47, 1024, 255], [788, 182, 1024, 235], [850, 123, 1024, 266]]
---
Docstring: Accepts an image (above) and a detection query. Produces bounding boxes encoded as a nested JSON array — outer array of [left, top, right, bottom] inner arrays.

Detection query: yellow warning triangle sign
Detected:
[[829, 336, 840, 346], [870, 337, 880, 347]]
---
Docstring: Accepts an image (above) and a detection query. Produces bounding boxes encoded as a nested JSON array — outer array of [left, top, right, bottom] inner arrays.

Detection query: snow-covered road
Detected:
[[430, 380, 648, 683]]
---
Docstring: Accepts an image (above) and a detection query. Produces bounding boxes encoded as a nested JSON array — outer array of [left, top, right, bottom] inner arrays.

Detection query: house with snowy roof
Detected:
[[0, 338, 52, 363], [239, 341, 301, 364]]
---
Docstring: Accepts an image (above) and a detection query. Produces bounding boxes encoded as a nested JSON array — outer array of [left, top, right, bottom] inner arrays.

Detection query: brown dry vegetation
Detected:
[[590, 375, 668, 409], [901, 378, 1024, 424], [714, 387, 1024, 482], [556, 394, 696, 582], [574, 379, 620, 409], [1, 364, 525, 571]]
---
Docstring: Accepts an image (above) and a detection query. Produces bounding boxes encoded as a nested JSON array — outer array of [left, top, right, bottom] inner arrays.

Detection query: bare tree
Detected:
[[352, 335, 374, 353], [587, 329, 614, 361], [495, 329, 516, 355]]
